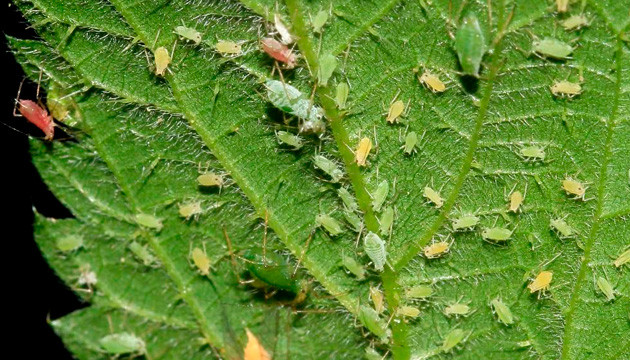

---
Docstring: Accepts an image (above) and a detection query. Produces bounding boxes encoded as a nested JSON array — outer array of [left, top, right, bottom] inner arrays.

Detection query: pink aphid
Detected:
[[261, 37, 296, 69], [18, 100, 54, 140]]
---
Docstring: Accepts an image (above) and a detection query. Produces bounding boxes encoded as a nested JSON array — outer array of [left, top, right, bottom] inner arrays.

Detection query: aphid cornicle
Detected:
[[261, 37, 297, 69], [528, 270, 552, 294], [491, 297, 514, 325], [364, 232, 387, 271], [355, 137, 372, 166], [215, 40, 242, 55], [533, 38, 574, 60], [455, 13, 486, 77], [16, 99, 55, 140], [551, 80, 582, 98], [153, 46, 171, 76], [99, 333, 146, 355], [419, 71, 446, 93]]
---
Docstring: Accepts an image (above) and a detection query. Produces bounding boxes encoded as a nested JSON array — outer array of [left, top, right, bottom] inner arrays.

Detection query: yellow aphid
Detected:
[[556, 0, 569, 13], [550, 80, 582, 98], [613, 248, 630, 268], [396, 305, 420, 318], [191, 247, 210, 276], [562, 178, 586, 200], [244, 329, 271, 360], [423, 186, 443, 208], [508, 191, 523, 212], [154, 46, 171, 76], [419, 71, 446, 93], [179, 201, 202, 219], [355, 137, 372, 166], [216, 40, 242, 55], [370, 286, 385, 314], [386, 100, 405, 123], [423, 241, 450, 259], [197, 172, 224, 187], [528, 271, 552, 294]]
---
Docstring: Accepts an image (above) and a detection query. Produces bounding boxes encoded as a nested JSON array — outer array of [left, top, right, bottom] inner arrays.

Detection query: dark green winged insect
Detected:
[[454, 13, 486, 77]]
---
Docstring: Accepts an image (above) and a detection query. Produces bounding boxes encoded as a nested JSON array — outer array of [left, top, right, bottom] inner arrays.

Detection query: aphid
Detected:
[[562, 15, 589, 31], [56, 235, 83, 252], [342, 253, 366, 280], [129, 241, 157, 266], [402, 131, 418, 154], [516, 340, 532, 348], [528, 270, 553, 294], [365, 347, 383, 360], [16, 99, 55, 140], [596, 276, 615, 301], [551, 80, 582, 98], [135, 213, 163, 231], [371, 180, 389, 212], [454, 13, 486, 77], [452, 215, 480, 231], [562, 178, 587, 200], [386, 99, 405, 123], [335, 82, 349, 109], [550, 218, 576, 238], [423, 186, 444, 208], [243, 249, 304, 294], [491, 297, 514, 325], [613, 248, 630, 268], [317, 53, 338, 86], [197, 172, 224, 187], [178, 201, 202, 220], [313, 155, 344, 183], [338, 187, 358, 212], [276, 130, 303, 150], [405, 285, 433, 299], [419, 71, 446, 93], [265, 80, 324, 129], [533, 38, 574, 60], [363, 232, 387, 272], [311, 9, 329, 33], [191, 246, 211, 276], [355, 137, 372, 167], [358, 305, 390, 341], [99, 333, 146, 355], [441, 328, 468, 353], [343, 210, 363, 232], [481, 227, 512, 243], [77, 265, 97, 288], [174, 25, 202, 44], [380, 206, 395, 236], [274, 14, 294, 45], [519, 145, 546, 161], [244, 328, 271, 360], [444, 302, 471, 317], [508, 190, 524, 213], [215, 40, 242, 55], [556, 0, 569, 13], [316, 213, 344, 236], [370, 286, 385, 313], [153, 46, 171, 76], [261, 37, 297, 69], [423, 240, 451, 259], [397, 305, 421, 318]]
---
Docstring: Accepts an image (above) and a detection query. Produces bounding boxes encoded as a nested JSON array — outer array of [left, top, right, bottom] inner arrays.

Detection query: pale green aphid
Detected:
[[135, 213, 163, 231], [397, 305, 421, 318], [520, 145, 546, 161], [364, 232, 387, 271], [178, 201, 202, 220], [481, 227, 512, 242], [342, 253, 365, 280], [562, 15, 589, 31], [370, 286, 385, 313], [550, 218, 575, 238], [174, 25, 202, 44], [343, 210, 362, 232], [444, 303, 471, 317], [129, 241, 157, 266], [441, 328, 468, 353], [365, 347, 383, 360], [372, 180, 389, 212], [265, 80, 325, 133], [335, 82, 349, 109], [316, 214, 344, 236], [338, 187, 358, 212], [423, 186, 444, 208], [313, 155, 343, 182], [614, 248, 630, 268], [317, 53, 338, 86], [533, 38, 574, 59], [99, 333, 146, 355], [452, 215, 480, 231], [491, 297, 514, 325], [405, 285, 433, 299], [276, 131, 303, 150], [454, 13, 486, 77], [403, 131, 418, 154], [551, 80, 582, 98], [56, 235, 83, 252], [311, 9, 329, 33], [516, 340, 532, 348], [596, 277, 615, 301], [358, 305, 390, 341], [380, 206, 395, 236]]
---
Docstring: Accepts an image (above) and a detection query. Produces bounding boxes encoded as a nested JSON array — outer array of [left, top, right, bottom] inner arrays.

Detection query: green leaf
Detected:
[[10, 0, 630, 359]]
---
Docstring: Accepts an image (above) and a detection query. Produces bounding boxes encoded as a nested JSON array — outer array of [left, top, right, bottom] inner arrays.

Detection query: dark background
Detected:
[[3, 1, 82, 358]]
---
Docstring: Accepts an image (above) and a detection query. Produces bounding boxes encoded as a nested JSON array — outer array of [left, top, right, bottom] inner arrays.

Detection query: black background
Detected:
[[3, 1, 82, 358]]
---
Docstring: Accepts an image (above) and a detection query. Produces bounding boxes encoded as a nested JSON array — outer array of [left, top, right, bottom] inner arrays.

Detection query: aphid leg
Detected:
[[293, 230, 314, 277], [262, 211, 269, 263], [12, 77, 26, 117], [222, 226, 248, 285]]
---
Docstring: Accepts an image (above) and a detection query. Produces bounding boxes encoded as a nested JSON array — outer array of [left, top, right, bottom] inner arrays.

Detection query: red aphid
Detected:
[[18, 100, 54, 140], [261, 37, 297, 69]]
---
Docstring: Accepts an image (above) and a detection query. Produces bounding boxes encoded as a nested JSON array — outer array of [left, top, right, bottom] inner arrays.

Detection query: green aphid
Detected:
[[452, 215, 480, 231], [481, 227, 512, 242], [56, 235, 84, 252], [276, 131, 303, 150], [454, 13, 486, 77], [441, 328, 468, 353], [335, 82, 349, 109], [371, 180, 389, 212], [313, 155, 344, 183], [312, 9, 329, 33], [444, 302, 471, 317], [614, 248, 630, 268], [365, 347, 383, 360], [519, 145, 546, 161], [533, 37, 574, 60], [99, 333, 146, 355], [343, 210, 363, 232], [491, 297, 514, 325], [129, 241, 157, 266], [397, 305, 421, 318], [358, 305, 390, 341], [364, 232, 387, 272], [341, 253, 365, 280], [403, 131, 418, 154], [550, 218, 575, 238], [338, 187, 358, 212], [316, 213, 344, 236], [596, 277, 615, 301], [174, 25, 202, 44], [562, 15, 589, 31], [135, 213, 163, 231], [265, 80, 324, 130], [405, 285, 433, 299], [317, 53, 338, 87], [379, 206, 395, 236], [242, 248, 303, 294]]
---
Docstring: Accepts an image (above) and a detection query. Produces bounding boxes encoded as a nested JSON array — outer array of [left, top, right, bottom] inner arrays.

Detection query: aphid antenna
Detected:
[[293, 230, 314, 277], [151, 28, 162, 50], [222, 226, 246, 284]]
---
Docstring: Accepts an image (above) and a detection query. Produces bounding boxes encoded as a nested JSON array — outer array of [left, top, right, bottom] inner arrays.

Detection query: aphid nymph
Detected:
[[364, 232, 387, 271], [490, 297, 514, 325], [154, 46, 171, 76], [371, 180, 389, 212], [215, 40, 242, 55], [528, 270, 552, 294], [551, 80, 582, 98], [562, 177, 587, 200], [316, 213, 344, 236], [419, 70, 446, 93], [423, 186, 444, 208], [261, 37, 297, 69], [533, 38, 574, 60], [355, 137, 372, 166]]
